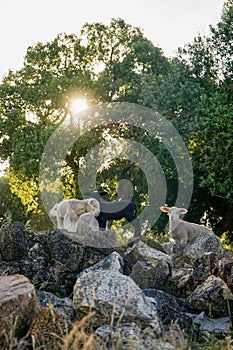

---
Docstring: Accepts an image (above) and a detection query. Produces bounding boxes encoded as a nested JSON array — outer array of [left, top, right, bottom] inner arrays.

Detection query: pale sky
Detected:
[[0, 0, 226, 80]]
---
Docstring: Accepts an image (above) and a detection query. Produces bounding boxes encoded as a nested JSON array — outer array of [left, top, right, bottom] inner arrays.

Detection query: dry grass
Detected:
[[1, 254, 233, 350], [1, 300, 233, 350]]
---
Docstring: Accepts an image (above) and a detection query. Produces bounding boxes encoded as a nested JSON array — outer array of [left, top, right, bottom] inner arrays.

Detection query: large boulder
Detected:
[[65, 228, 117, 248], [73, 252, 161, 333], [34, 230, 114, 295], [186, 275, 233, 317], [184, 231, 224, 258], [0, 274, 40, 341], [46, 230, 85, 271], [123, 240, 172, 290]]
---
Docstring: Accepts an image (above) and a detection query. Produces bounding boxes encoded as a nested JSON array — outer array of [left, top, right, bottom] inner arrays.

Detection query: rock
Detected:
[[172, 244, 191, 269], [0, 222, 29, 261], [65, 228, 117, 248], [223, 248, 233, 259], [0, 227, 114, 297], [144, 289, 196, 334], [40, 230, 114, 296], [116, 237, 166, 262], [77, 250, 124, 275], [186, 275, 233, 317], [183, 232, 224, 261], [186, 311, 231, 335], [218, 257, 233, 291], [0, 274, 40, 341], [47, 230, 85, 271], [167, 268, 194, 298], [140, 237, 167, 253], [172, 232, 224, 269], [37, 291, 75, 324], [192, 252, 219, 287], [95, 323, 174, 350], [123, 240, 172, 290], [162, 241, 175, 255], [30, 305, 68, 349], [73, 252, 161, 332], [38, 290, 73, 308]]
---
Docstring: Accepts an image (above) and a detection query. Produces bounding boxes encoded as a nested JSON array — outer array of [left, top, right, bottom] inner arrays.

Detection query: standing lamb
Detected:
[[85, 190, 141, 238], [160, 206, 214, 244], [49, 198, 100, 232]]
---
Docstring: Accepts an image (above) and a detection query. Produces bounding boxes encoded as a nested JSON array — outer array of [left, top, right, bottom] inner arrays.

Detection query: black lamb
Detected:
[[85, 191, 141, 238]]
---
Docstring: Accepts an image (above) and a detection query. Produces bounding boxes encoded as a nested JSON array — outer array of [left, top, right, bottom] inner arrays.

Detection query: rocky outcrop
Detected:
[[0, 224, 114, 296], [0, 222, 232, 349]]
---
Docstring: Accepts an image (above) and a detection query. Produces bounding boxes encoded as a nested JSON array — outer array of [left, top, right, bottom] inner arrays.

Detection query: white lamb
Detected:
[[62, 210, 99, 233], [76, 212, 99, 233], [160, 206, 214, 244], [49, 198, 100, 232]]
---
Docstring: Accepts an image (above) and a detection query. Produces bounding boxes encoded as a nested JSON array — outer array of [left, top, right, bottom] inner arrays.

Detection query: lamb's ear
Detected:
[[160, 206, 169, 213], [179, 208, 188, 215]]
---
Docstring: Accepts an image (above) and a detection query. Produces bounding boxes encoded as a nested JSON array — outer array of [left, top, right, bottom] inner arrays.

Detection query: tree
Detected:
[[0, 19, 170, 226], [0, 176, 26, 226], [210, 0, 233, 85], [148, 1, 233, 235]]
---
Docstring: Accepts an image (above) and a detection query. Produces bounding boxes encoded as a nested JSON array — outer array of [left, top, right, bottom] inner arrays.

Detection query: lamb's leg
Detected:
[[63, 212, 71, 231], [179, 236, 188, 244], [132, 217, 141, 238], [125, 210, 141, 238], [99, 217, 108, 230], [56, 214, 64, 229]]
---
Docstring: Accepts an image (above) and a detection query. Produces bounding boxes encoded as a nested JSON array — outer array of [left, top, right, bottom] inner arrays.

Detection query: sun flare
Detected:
[[71, 99, 88, 114]]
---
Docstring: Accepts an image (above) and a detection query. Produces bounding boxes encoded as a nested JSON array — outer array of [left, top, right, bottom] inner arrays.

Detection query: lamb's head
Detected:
[[86, 198, 100, 217], [160, 206, 187, 223], [49, 203, 59, 226]]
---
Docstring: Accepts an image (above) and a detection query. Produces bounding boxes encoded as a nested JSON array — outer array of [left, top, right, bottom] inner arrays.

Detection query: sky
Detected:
[[0, 0, 226, 81]]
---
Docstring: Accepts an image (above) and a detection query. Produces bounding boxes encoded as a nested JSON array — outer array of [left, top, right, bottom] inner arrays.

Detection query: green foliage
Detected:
[[210, 0, 233, 84], [0, 176, 26, 226], [9, 172, 40, 213], [188, 91, 233, 199]]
